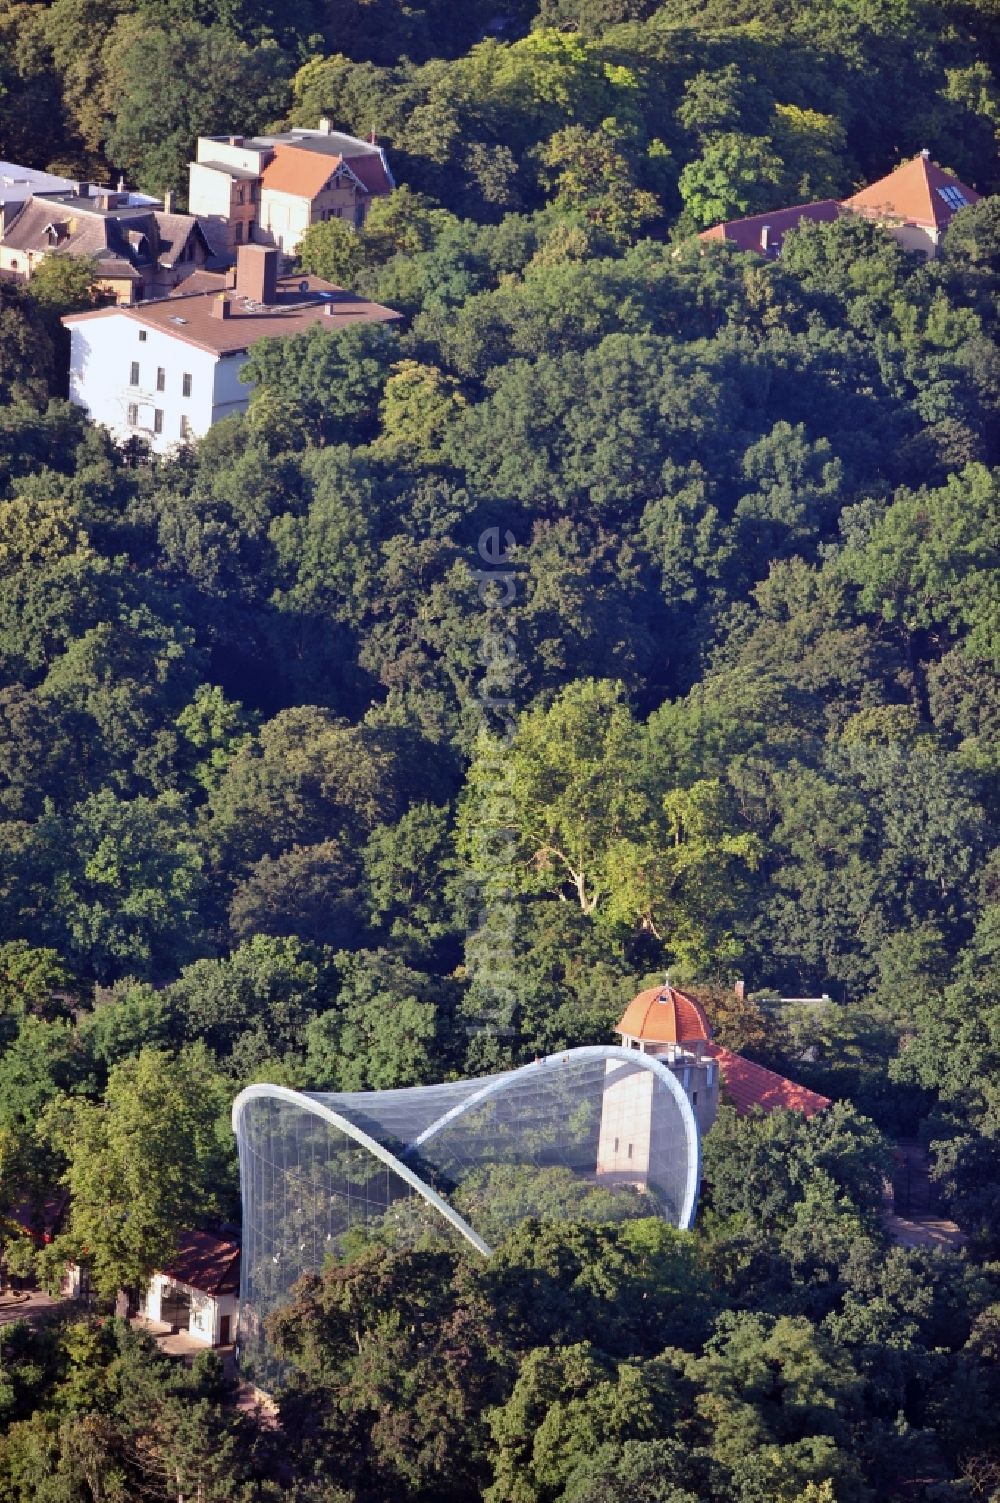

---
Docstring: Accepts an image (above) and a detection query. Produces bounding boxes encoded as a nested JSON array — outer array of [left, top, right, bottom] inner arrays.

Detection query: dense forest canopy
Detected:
[[1, 0, 1000, 1497]]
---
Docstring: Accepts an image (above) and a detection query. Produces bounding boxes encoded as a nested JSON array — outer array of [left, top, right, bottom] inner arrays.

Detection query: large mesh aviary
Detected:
[[232, 1046, 700, 1386]]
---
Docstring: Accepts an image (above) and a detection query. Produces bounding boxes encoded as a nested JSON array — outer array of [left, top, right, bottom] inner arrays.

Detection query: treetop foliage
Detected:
[[2, 0, 1000, 1494]]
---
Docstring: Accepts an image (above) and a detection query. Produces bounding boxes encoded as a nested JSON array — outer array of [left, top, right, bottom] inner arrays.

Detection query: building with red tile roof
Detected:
[[705, 1041, 832, 1118], [140, 1229, 240, 1347], [616, 983, 712, 1047], [845, 152, 979, 232], [612, 983, 830, 1135], [188, 121, 393, 258], [62, 243, 401, 454], [699, 151, 981, 261], [162, 1228, 241, 1297], [699, 199, 843, 259]]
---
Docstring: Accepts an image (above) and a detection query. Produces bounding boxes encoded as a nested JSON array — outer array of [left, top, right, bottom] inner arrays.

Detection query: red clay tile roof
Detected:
[[699, 156, 981, 258], [262, 144, 358, 199], [699, 199, 842, 258], [10, 1191, 69, 1244], [706, 1042, 831, 1117], [845, 153, 980, 229], [162, 1229, 240, 1296], [261, 141, 392, 200], [343, 152, 392, 196], [616, 984, 713, 1045]]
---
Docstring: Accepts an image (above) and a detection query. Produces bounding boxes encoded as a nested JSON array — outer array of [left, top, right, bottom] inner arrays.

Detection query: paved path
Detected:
[[882, 1210, 967, 1251], [0, 1289, 67, 1327], [883, 1139, 966, 1252], [129, 1315, 228, 1357]]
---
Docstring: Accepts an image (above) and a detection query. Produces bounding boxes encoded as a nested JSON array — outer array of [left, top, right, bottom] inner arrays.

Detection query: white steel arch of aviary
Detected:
[[232, 1048, 702, 1387], [232, 1045, 701, 1261], [231, 1082, 494, 1257], [408, 1045, 701, 1232]]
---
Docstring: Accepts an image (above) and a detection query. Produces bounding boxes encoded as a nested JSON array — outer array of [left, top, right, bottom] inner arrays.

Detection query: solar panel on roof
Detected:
[[937, 185, 968, 210]]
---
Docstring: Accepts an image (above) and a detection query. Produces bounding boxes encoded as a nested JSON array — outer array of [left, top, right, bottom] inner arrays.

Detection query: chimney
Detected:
[[76, 180, 90, 198], [920, 147, 930, 158], [229, 136, 244, 147], [760, 224, 771, 253], [235, 243, 278, 305], [212, 294, 231, 320], [318, 117, 334, 135], [734, 979, 746, 1000], [164, 190, 175, 214]]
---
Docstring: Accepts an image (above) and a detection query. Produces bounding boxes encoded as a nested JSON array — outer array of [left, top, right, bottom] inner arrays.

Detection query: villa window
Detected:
[[138, 329, 147, 342], [182, 373, 192, 398], [156, 367, 165, 392], [627, 1143, 633, 1160], [153, 408, 163, 435], [129, 361, 140, 386], [180, 415, 192, 440], [127, 402, 138, 426]]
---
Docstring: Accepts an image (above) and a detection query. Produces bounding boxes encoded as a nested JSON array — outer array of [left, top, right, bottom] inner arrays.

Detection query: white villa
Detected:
[[61, 243, 401, 453]]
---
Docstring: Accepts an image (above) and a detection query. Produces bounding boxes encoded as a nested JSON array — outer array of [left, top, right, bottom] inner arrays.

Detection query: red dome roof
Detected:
[[616, 985, 712, 1045]]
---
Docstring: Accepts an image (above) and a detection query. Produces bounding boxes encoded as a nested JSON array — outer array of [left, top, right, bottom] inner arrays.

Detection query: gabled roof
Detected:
[[699, 200, 842, 259], [262, 145, 356, 199], [260, 138, 392, 200], [616, 984, 713, 1045], [1, 196, 213, 274], [845, 152, 980, 229], [339, 152, 393, 196], [698, 153, 982, 259], [706, 1042, 831, 1118], [161, 1229, 240, 1296]]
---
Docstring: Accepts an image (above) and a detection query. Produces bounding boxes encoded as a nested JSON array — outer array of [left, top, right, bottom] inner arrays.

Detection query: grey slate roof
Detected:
[[1, 197, 221, 275]]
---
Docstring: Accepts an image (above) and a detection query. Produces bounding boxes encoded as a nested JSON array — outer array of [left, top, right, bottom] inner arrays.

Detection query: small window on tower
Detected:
[[692, 1091, 698, 1106]]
